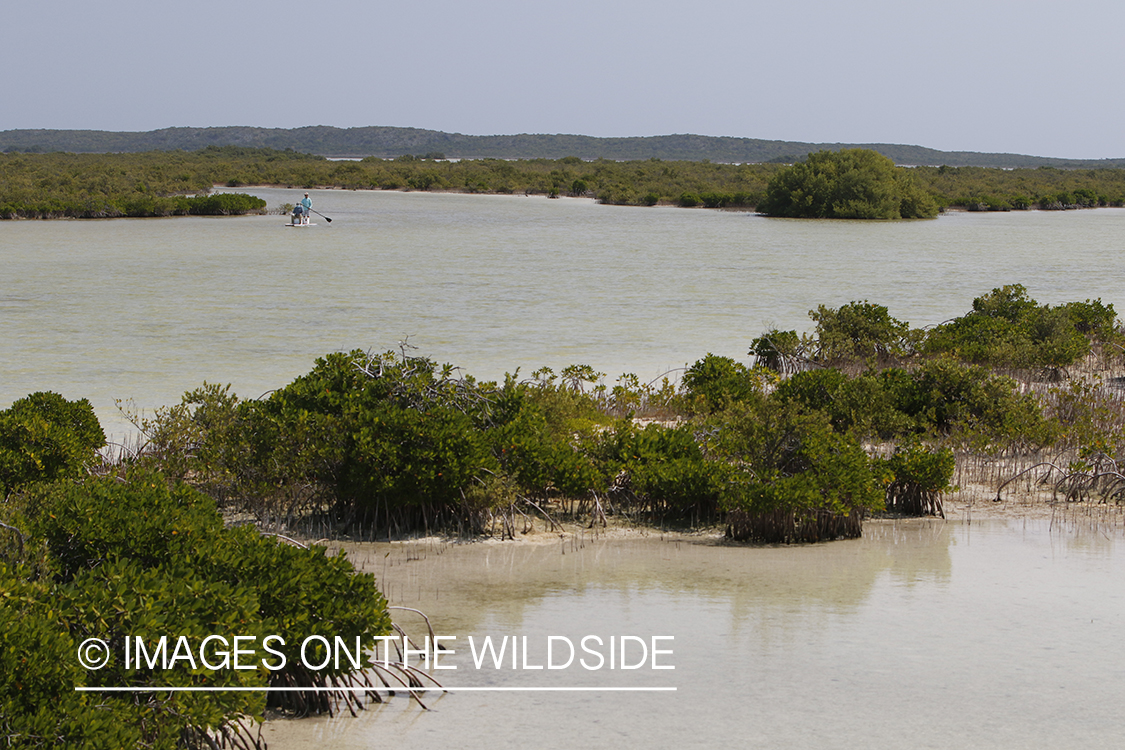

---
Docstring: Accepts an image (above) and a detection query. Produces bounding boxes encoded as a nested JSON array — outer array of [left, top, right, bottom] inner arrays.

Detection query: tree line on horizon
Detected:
[[4, 125, 1125, 169], [4, 147, 1125, 218]]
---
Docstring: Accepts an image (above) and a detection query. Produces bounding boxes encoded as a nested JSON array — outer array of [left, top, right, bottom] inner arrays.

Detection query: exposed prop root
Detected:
[[726, 508, 864, 543], [180, 717, 265, 750], [266, 655, 446, 716], [885, 482, 946, 518], [993, 455, 1125, 505]]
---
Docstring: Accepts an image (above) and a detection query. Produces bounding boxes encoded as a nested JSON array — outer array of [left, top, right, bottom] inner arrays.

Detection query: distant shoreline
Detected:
[[227, 184, 1123, 216], [5, 125, 1125, 169], [5, 145, 1122, 219]]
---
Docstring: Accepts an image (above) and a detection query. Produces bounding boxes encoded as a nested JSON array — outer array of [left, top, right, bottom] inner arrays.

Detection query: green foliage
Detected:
[[757, 149, 938, 219], [809, 301, 915, 365], [915, 164, 1125, 210], [971, 284, 1037, 322], [8, 145, 1125, 216], [775, 368, 911, 438], [883, 441, 955, 493], [1, 571, 145, 749], [485, 398, 598, 500], [880, 441, 955, 516], [26, 470, 223, 580], [1046, 376, 1124, 454], [681, 354, 768, 412], [1060, 298, 1119, 340], [59, 558, 267, 744], [3, 469, 392, 744], [226, 350, 497, 526], [591, 422, 724, 519], [523, 366, 613, 437], [117, 382, 242, 489], [25, 471, 392, 676], [343, 400, 487, 512], [898, 359, 1051, 450], [725, 430, 881, 515], [714, 401, 884, 541], [773, 359, 1050, 450], [0, 149, 271, 218], [923, 285, 1118, 369], [0, 392, 105, 492], [774, 369, 849, 416], [0, 150, 784, 214], [749, 329, 803, 373], [197, 525, 392, 688], [134, 353, 614, 532], [184, 192, 267, 215], [132, 352, 755, 528]]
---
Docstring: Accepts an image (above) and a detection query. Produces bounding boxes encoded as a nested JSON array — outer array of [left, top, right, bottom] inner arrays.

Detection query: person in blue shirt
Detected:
[[297, 192, 312, 223]]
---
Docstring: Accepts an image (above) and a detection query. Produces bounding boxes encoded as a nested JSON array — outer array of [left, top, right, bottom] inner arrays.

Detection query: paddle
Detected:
[[310, 208, 333, 223]]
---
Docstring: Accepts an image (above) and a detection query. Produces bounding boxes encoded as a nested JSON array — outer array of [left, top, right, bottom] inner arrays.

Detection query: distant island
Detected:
[[3, 126, 1125, 169]]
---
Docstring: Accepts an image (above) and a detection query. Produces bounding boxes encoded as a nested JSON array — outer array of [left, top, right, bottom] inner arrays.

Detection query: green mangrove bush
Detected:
[[2, 468, 393, 748], [715, 401, 885, 542], [0, 392, 105, 494], [756, 149, 939, 219], [922, 285, 1120, 371]]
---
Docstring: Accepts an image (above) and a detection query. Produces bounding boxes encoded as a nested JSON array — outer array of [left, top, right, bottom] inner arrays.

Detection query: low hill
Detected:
[[3, 126, 1125, 168]]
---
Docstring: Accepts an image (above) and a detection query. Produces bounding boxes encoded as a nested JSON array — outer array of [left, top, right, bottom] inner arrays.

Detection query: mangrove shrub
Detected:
[[714, 401, 885, 542], [809, 300, 917, 365], [0, 392, 105, 493], [757, 149, 938, 219], [922, 285, 1119, 370], [2, 469, 393, 746], [880, 441, 955, 516]]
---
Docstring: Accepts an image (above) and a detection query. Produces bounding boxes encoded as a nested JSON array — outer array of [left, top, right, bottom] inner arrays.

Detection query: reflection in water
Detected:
[[265, 518, 1125, 749], [332, 519, 952, 638]]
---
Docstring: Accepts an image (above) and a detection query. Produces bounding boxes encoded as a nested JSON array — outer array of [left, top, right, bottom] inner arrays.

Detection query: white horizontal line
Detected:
[[75, 686, 676, 693]]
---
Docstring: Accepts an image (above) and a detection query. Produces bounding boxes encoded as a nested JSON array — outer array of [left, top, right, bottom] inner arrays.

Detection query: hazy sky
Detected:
[[3, 0, 1123, 159]]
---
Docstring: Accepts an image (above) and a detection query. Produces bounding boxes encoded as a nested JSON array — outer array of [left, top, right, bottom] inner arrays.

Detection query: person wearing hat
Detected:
[[297, 192, 313, 224]]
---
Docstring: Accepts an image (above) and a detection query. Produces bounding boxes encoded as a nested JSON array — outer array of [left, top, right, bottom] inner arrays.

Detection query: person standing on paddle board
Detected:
[[298, 192, 312, 222]]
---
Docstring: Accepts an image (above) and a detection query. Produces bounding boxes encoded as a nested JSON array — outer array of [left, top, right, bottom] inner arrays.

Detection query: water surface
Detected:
[[5, 193, 1124, 747], [263, 518, 1125, 749], [3, 191, 1123, 437]]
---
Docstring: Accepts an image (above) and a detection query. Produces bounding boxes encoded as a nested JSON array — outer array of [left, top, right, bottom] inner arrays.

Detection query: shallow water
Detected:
[[3, 192, 1125, 437], [6, 195, 1125, 747], [263, 517, 1125, 749]]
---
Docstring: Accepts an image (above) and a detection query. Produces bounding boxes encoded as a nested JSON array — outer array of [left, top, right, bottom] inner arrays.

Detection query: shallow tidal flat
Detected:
[[261, 508, 1125, 750]]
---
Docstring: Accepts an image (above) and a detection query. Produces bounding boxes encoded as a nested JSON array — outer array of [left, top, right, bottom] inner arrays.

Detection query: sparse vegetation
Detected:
[[7, 146, 1125, 216]]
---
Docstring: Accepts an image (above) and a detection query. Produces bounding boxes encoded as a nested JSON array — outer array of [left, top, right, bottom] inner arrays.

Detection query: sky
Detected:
[[3, 0, 1124, 159]]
